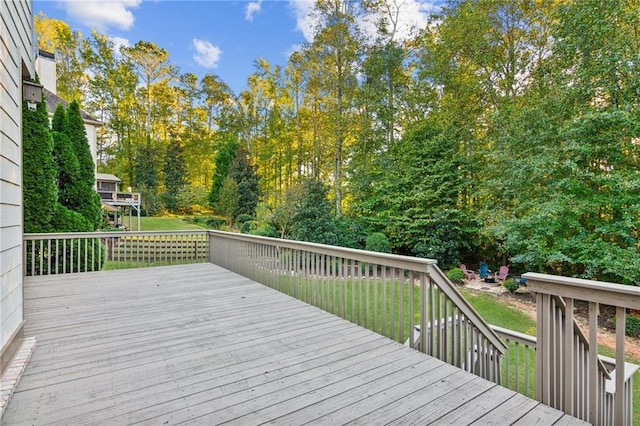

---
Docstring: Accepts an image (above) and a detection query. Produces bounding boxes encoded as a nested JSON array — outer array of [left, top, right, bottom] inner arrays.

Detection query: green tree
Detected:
[[34, 13, 87, 102], [23, 87, 57, 233], [362, 120, 477, 268], [52, 131, 80, 208], [122, 41, 176, 143], [134, 144, 162, 214], [81, 30, 139, 183], [51, 103, 67, 131], [163, 138, 187, 212], [51, 104, 78, 208], [209, 139, 239, 206], [229, 146, 260, 217], [289, 179, 340, 246], [488, 1, 640, 283], [214, 176, 239, 223], [64, 101, 102, 229], [311, 0, 361, 216]]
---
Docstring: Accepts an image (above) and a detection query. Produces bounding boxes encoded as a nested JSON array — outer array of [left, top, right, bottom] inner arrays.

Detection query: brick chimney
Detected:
[[35, 50, 56, 94]]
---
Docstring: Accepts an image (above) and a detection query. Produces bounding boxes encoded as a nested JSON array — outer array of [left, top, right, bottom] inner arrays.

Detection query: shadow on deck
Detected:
[[3, 264, 585, 425]]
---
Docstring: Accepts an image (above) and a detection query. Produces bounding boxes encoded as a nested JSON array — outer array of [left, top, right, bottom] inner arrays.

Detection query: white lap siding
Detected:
[[0, 0, 34, 371]]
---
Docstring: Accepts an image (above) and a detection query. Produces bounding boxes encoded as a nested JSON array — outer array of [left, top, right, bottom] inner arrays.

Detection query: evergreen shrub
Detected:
[[447, 268, 465, 284], [365, 232, 392, 253], [503, 278, 520, 294]]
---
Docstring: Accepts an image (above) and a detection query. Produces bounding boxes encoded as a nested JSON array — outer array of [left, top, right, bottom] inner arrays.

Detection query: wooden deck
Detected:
[[3, 263, 586, 425]]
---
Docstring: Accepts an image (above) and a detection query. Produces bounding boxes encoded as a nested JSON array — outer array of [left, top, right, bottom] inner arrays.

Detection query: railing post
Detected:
[[564, 297, 574, 416], [525, 272, 640, 425], [588, 301, 599, 424], [615, 306, 625, 426]]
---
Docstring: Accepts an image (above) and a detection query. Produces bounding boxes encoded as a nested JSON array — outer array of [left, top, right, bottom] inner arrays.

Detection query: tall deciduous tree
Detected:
[[34, 13, 86, 102], [311, 0, 361, 215], [134, 144, 162, 214], [122, 41, 176, 143]]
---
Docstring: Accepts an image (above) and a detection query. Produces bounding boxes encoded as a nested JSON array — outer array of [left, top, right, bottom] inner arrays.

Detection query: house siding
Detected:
[[0, 0, 34, 371]]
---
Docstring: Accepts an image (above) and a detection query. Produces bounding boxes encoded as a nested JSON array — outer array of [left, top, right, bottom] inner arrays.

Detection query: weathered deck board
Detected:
[[3, 263, 586, 425]]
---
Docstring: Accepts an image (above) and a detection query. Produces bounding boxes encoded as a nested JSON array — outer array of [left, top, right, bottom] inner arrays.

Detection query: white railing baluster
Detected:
[[24, 231, 209, 275], [615, 306, 625, 425]]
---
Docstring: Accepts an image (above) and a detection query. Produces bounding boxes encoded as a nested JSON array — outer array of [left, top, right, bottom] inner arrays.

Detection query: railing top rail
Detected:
[[522, 272, 640, 310], [209, 230, 507, 354], [24, 230, 209, 240], [489, 324, 537, 347], [208, 230, 438, 272], [427, 265, 507, 354]]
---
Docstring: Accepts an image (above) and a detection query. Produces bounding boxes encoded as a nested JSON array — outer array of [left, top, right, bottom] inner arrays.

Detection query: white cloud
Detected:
[[62, 0, 142, 31], [245, 0, 263, 22], [109, 36, 130, 57], [192, 38, 222, 68], [288, 0, 317, 43]]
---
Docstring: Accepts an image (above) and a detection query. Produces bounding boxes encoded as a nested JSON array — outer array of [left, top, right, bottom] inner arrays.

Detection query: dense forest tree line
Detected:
[[34, 0, 640, 284]]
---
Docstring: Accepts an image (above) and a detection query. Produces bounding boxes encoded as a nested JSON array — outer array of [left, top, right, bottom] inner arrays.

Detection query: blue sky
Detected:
[[33, 0, 442, 95]]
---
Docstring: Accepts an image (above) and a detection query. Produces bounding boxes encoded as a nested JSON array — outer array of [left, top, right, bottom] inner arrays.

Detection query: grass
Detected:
[[128, 216, 206, 231], [459, 288, 536, 335]]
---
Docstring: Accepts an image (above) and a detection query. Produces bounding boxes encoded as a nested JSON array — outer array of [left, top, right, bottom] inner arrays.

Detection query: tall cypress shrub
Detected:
[[51, 105, 81, 207], [23, 91, 57, 233], [64, 101, 102, 229], [51, 103, 67, 132]]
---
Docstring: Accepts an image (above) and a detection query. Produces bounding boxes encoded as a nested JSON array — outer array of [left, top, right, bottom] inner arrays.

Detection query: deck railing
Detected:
[[23, 231, 209, 275], [98, 190, 142, 206], [208, 230, 506, 382], [522, 272, 640, 425], [21, 231, 639, 423], [490, 325, 537, 398]]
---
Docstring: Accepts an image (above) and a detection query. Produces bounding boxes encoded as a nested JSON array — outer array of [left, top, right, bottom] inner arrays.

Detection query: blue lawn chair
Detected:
[[479, 262, 490, 279]]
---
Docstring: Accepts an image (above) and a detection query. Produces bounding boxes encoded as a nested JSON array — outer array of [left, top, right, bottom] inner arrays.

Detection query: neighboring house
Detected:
[[0, 0, 35, 376], [97, 173, 121, 194], [35, 49, 101, 179], [97, 173, 142, 230]]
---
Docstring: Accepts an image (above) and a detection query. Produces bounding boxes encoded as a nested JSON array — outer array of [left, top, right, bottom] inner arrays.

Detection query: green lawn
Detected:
[[460, 288, 536, 335], [129, 216, 206, 231]]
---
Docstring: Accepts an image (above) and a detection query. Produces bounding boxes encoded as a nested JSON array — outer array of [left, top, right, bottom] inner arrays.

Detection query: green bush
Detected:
[[503, 278, 520, 294], [365, 232, 392, 253], [51, 204, 93, 232], [235, 214, 254, 226], [447, 268, 465, 284], [250, 223, 278, 238], [625, 314, 640, 337], [205, 216, 226, 229], [240, 220, 253, 234]]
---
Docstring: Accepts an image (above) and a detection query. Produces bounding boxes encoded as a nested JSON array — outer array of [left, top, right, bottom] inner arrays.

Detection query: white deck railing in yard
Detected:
[[23, 231, 209, 275], [208, 230, 506, 383]]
